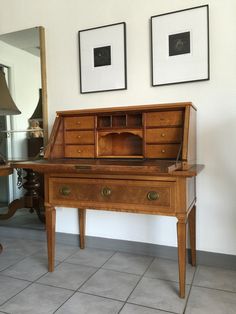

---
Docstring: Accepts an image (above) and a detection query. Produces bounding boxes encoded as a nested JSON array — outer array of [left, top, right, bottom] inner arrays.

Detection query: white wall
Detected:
[[0, 0, 236, 255]]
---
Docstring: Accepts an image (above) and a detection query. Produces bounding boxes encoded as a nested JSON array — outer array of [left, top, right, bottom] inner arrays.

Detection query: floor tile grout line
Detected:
[[0, 258, 76, 309], [142, 255, 156, 277], [74, 290, 126, 304], [0, 254, 37, 273], [43, 250, 157, 313], [183, 264, 198, 314], [0, 273, 33, 284], [0, 244, 82, 309], [75, 249, 118, 293], [52, 249, 119, 313], [190, 283, 236, 295], [117, 256, 156, 313], [0, 244, 116, 313], [31, 281, 76, 292], [52, 290, 78, 314], [0, 238, 48, 273], [125, 301, 179, 314], [0, 279, 34, 308]]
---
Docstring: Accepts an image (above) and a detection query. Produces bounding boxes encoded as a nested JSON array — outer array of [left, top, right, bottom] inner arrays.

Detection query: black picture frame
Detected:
[[151, 5, 210, 86], [78, 22, 127, 94]]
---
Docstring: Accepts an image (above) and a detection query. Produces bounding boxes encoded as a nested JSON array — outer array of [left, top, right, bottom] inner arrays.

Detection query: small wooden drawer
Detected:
[[145, 144, 180, 158], [146, 111, 183, 127], [49, 178, 176, 214], [146, 128, 182, 143], [64, 131, 95, 144], [65, 145, 95, 158], [64, 116, 95, 130]]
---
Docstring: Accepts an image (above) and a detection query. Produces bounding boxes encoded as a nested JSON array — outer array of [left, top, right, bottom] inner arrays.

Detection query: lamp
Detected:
[[0, 66, 21, 164], [0, 67, 21, 115], [29, 88, 42, 122]]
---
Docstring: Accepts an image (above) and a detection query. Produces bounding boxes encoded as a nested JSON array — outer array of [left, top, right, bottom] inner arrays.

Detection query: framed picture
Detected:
[[151, 5, 209, 86], [79, 22, 127, 93]]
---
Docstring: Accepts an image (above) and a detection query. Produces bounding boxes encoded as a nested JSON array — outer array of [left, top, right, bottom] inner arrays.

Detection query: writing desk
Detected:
[[12, 102, 203, 298]]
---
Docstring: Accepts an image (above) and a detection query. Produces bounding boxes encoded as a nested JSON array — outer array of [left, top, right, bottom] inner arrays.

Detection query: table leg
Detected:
[[0, 198, 25, 220], [46, 206, 56, 272], [177, 217, 187, 298], [79, 208, 86, 249], [188, 205, 196, 266], [0, 243, 2, 253]]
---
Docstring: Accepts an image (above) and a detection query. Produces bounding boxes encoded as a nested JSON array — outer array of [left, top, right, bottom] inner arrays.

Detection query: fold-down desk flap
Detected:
[[11, 159, 201, 177]]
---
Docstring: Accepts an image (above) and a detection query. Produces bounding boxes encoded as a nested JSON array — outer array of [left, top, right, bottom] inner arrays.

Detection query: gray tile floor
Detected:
[[0, 237, 236, 314]]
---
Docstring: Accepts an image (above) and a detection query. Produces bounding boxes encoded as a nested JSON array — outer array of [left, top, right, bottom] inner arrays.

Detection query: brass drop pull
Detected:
[[161, 133, 165, 137], [77, 135, 81, 139], [161, 149, 166, 153], [77, 121, 81, 125], [60, 186, 71, 196], [77, 150, 82, 153], [101, 187, 112, 197], [147, 191, 159, 201]]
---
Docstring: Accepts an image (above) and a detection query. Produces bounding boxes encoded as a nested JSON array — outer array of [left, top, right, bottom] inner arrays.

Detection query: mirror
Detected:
[[0, 26, 48, 209]]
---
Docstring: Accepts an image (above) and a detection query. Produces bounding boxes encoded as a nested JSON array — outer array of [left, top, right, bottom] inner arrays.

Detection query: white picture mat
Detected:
[[152, 6, 208, 85], [80, 23, 126, 92]]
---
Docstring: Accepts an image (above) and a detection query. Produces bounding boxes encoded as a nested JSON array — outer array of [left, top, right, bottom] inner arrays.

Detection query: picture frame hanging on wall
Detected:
[[151, 5, 209, 86], [79, 22, 127, 94]]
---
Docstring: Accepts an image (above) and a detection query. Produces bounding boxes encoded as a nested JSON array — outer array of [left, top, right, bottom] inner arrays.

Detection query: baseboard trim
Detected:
[[0, 226, 235, 270]]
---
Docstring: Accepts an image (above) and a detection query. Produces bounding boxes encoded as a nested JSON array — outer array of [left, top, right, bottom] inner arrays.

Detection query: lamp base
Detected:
[[0, 154, 6, 165]]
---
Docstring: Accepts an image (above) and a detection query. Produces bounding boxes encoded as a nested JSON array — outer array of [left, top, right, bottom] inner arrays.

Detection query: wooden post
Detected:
[[177, 216, 187, 298], [45, 206, 56, 272], [79, 208, 86, 249], [188, 205, 196, 266]]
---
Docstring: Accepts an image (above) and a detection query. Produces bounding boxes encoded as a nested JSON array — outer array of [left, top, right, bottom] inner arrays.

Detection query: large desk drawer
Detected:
[[49, 178, 176, 213]]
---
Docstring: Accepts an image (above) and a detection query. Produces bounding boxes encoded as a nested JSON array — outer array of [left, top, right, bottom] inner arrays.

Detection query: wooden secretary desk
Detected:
[[12, 102, 203, 298]]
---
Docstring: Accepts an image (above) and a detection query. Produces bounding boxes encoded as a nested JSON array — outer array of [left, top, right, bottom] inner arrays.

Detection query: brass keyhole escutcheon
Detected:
[[101, 187, 112, 197], [147, 191, 159, 201], [60, 186, 71, 196]]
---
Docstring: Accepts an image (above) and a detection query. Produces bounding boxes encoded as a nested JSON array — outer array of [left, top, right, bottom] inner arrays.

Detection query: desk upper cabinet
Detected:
[[45, 102, 196, 170]]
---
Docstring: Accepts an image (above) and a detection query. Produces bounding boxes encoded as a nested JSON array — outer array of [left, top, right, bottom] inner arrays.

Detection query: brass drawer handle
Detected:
[[60, 186, 71, 196], [161, 133, 165, 137], [101, 187, 112, 197], [147, 191, 159, 201], [77, 150, 82, 153], [161, 149, 166, 153]]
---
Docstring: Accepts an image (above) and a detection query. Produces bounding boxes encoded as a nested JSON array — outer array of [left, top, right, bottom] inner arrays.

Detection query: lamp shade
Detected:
[[29, 88, 42, 121], [0, 67, 21, 116]]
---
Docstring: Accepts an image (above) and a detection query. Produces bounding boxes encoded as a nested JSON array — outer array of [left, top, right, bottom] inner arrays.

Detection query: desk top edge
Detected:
[[56, 102, 196, 116]]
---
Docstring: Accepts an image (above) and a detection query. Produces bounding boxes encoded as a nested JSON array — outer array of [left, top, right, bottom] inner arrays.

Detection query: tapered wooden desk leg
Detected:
[[188, 205, 196, 266], [79, 208, 86, 249], [46, 206, 56, 272], [177, 217, 187, 298]]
